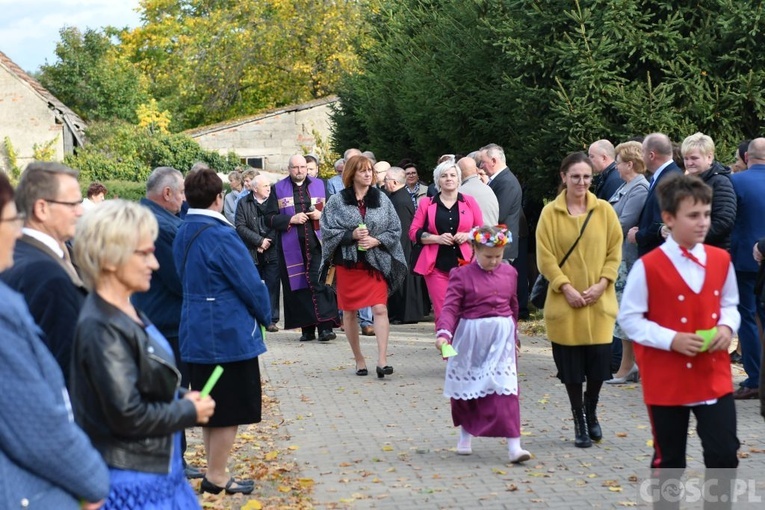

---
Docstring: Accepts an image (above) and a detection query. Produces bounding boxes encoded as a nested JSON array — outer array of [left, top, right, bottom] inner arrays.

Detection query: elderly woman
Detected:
[[321, 155, 408, 378], [0, 173, 109, 510], [536, 152, 622, 448], [223, 170, 243, 223], [71, 200, 215, 509], [606, 142, 649, 384], [174, 167, 271, 495], [409, 158, 483, 322], [680, 132, 737, 250]]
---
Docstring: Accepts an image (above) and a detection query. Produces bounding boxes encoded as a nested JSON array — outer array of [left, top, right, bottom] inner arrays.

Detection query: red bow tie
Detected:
[[680, 246, 705, 268]]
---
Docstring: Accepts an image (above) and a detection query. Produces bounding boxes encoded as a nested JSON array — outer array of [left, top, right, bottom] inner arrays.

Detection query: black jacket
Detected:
[[235, 192, 278, 264], [71, 293, 198, 474], [699, 161, 737, 251]]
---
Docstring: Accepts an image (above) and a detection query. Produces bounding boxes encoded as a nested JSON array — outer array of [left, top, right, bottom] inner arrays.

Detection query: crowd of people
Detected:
[[1, 132, 765, 508]]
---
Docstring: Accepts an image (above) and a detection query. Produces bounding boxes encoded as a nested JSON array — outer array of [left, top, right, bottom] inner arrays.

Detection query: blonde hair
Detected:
[[433, 159, 461, 192], [681, 132, 715, 158], [614, 141, 646, 174], [74, 200, 158, 290]]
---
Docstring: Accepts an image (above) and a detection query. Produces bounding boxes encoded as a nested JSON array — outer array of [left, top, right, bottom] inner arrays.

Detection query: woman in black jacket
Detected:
[[72, 200, 215, 509], [681, 132, 737, 250]]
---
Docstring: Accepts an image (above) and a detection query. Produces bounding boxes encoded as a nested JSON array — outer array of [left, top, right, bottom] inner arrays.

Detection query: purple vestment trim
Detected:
[[274, 176, 326, 291]]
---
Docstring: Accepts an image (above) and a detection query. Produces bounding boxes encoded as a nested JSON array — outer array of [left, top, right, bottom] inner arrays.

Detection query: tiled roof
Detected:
[[0, 50, 86, 146], [185, 95, 338, 137]]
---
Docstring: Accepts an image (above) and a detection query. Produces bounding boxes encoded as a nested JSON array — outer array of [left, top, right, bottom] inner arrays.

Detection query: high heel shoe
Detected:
[[605, 365, 639, 384], [376, 366, 394, 378]]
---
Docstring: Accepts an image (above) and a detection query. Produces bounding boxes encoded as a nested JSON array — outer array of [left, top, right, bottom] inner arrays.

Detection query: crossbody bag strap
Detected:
[[179, 224, 213, 280], [558, 209, 594, 268]]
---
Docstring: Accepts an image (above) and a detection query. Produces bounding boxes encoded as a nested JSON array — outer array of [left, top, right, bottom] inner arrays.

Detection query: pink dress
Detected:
[[437, 260, 521, 437]]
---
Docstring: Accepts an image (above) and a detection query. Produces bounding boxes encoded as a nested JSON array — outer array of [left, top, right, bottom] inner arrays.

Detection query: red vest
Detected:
[[634, 246, 733, 405]]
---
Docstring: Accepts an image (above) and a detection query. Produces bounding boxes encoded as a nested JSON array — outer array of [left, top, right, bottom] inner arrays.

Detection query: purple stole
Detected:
[[275, 176, 327, 291]]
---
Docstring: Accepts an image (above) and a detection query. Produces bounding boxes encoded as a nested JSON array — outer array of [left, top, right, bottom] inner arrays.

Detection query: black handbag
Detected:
[[530, 209, 594, 309]]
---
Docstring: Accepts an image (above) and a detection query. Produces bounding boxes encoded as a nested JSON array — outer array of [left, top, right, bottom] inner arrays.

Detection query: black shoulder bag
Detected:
[[530, 209, 594, 309]]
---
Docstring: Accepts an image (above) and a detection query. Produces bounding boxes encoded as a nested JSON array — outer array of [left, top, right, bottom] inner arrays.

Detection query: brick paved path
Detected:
[[261, 323, 765, 509]]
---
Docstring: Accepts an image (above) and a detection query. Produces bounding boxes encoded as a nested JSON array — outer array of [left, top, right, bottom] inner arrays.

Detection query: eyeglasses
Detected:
[[567, 174, 593, 183], [0, 212, 26, 227], [44, 198, 84, 208]]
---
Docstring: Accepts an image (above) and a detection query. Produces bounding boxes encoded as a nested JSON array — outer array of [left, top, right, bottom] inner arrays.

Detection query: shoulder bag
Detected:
[[530, 209, 594, 309]]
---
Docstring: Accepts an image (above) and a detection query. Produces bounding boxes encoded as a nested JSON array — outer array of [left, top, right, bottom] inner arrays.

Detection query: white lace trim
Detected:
[[443, 316, 518, 400]]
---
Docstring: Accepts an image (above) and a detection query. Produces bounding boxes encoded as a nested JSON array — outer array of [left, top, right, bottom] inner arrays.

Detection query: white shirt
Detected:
[[649, 160, 673, 188], [186, 208, 233, 226], [488, 166, 506, 182], [618, 236, 740, 352], [22, 228, 64, 258]]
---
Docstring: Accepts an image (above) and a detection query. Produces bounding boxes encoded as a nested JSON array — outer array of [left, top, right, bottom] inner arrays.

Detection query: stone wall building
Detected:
[[0, 50, 86, 174], [185, 95, 338, 173]]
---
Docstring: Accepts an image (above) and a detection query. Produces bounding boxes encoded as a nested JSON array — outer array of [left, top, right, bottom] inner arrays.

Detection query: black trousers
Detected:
[[258, 256, 281, 324], [647, 394, 739, 469], [511, 235, 529, 317]]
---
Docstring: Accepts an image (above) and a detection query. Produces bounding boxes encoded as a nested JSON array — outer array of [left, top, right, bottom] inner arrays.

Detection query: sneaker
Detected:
[[509, 449, 531, 464], [456, 440, 472, 455]]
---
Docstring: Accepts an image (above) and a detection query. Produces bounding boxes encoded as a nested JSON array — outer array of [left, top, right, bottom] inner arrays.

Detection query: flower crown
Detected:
[[469, 225, 512, 247]]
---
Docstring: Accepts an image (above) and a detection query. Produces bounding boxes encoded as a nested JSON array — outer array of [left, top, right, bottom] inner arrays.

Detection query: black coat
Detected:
[[489, 168, 523, 259], [0, 235, 86, 386], [699, 162, 737, 251], [387, 186, 424, 323], [595, 162, 625, 201], [235, 191, 278, 264], [71, 293, 198, 474]]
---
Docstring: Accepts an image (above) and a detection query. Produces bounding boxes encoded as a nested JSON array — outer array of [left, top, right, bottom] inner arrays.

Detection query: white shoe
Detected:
[[605, 365, 639, 384], [456, 440, 472, 455], [509, 449, 531, 463]]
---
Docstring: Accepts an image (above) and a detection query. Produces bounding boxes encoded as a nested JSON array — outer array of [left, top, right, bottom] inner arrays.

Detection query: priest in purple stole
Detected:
[[265, 154, 340, 341]]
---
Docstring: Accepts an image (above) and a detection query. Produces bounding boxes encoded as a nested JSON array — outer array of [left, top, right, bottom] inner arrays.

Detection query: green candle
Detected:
[[200, 365, 224, 398]]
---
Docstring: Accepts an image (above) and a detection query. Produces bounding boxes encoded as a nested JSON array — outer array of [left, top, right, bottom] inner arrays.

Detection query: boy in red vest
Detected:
[[618, 174, 740, 470]]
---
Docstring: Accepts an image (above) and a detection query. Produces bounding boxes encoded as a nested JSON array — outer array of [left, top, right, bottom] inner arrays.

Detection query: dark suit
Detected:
[[0, 234, 87, 386], [488, 167, 523, 260], [730, 164, 765, 389], [387, 186, 424, 323], [635, 162, 683, 257]]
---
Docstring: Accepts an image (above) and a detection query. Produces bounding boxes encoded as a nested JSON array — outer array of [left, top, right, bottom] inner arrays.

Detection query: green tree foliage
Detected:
[[65, 120, 241, 183], [120, 0, 368, 130], [332, 0, 765, 197], [38, 27, 148, 123]]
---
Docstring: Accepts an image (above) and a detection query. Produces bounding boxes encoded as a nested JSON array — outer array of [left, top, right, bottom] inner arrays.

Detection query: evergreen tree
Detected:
[[333, 0, 765, 197]]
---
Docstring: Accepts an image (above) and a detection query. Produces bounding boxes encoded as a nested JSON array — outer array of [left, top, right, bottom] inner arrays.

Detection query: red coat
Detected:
[[634, 246, 733, 405]]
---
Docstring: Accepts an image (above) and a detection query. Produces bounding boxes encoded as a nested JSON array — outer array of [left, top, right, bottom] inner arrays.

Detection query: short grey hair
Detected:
[[146, 167, 183, 195], [15, 162, 79, 217], [334, 158, 344, 171], [386, 166, 405, 184], [433, 159, 461, 192], [74, 200, 158, 291], [480, 143, 506, 165]]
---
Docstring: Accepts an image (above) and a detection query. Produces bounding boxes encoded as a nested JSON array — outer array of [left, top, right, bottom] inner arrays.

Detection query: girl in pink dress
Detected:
[[435, 226, 531, 463]]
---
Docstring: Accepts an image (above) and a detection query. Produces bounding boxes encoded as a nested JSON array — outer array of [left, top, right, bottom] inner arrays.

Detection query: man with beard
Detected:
[[265, 155, 339, 341]]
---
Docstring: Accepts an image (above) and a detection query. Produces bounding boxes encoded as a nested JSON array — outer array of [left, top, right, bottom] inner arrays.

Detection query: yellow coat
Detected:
[[536, 190, 622, 345]]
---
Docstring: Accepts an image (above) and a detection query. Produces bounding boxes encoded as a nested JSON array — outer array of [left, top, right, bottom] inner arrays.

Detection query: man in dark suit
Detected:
[[589, 139, 624, 200], [627, 133, 683, 257], [480, 143, 529, 318], [730, 138, 765, 399], [384, 166, 424, 324], [0, 162, 86, 386]]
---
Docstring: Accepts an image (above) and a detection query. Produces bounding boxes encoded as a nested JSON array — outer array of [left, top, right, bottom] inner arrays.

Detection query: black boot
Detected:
[[572, 407, 592, 448], [584, 391, 602, 442]]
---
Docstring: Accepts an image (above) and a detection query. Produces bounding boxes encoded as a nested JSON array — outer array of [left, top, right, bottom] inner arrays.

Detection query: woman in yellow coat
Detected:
[[536, 152, 622, 448]]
